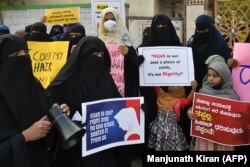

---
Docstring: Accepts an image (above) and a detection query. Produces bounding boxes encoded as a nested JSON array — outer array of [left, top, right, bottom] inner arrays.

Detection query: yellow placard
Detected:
[[28, 41, 69, 88], [45, 7, 80, 24]]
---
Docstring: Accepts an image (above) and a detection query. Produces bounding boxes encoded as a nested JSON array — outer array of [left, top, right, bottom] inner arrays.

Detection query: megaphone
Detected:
[[48, 106, 85, 149]]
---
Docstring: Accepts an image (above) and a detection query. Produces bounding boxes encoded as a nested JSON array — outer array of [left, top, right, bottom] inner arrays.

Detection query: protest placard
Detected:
[[28, 41, 68, 88], [232, 43, 250, 101], [191, 93, 250, 146], [45, 7, 80, 24], [81, 97, 144, 157], [106, 44, 124, 96], [138, 46, 194, 86]]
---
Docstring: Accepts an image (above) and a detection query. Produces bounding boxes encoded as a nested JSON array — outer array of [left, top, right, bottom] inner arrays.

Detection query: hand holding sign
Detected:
[[118, 45, 128, 55]]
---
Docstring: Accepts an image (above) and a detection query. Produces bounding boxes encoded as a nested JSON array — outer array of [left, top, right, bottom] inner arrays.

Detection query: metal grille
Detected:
[[215, 0, 250, 51], [186, 0, 205, 5]]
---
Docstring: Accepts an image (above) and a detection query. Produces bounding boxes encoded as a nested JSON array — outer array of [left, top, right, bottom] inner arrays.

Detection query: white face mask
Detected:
[[104, 20, 117, 32]]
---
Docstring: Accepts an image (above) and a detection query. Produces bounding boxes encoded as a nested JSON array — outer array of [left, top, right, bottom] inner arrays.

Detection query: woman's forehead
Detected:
[[104, 12, 115, 18]]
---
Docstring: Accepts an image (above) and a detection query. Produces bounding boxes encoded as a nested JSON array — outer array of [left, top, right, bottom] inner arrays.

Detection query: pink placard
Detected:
[[232, 43, 250, 101], [106, 44, 125, 97]]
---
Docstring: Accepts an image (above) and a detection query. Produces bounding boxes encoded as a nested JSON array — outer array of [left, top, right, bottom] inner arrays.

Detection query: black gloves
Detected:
[[135, 55, 145, 66]]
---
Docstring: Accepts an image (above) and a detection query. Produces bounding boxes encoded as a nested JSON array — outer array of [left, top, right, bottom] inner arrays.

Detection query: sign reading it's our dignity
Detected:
[[28, 41, 68, 88], [191, 93, 250, 146], [81, 97, 144, 157], [106, 44, 124, 96], [232, 43, 250, 101], [138, 46, 194, 86]]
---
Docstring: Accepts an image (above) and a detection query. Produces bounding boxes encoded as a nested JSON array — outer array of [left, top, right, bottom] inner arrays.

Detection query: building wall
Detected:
[[15, 0, 88, 6], [185, 0, 205, 43], [126, 0, 155, 17], [0, 4, 96, 35], [0, 0, 157, 45], [1, 0, 206, 45], [15, 0, 156, 17]]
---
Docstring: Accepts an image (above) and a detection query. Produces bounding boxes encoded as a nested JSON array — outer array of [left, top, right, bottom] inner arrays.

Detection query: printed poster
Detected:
[[28, 41, 68, 88], [138, 46, 194, 86], [81, 97, 144, 157], [191, 93, 250, 146]]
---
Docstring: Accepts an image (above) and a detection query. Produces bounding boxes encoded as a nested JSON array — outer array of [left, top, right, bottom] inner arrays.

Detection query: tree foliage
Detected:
[[0, 0, 25, 6]]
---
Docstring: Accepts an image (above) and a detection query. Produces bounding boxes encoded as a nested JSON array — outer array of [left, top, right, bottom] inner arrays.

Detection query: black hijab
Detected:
[[0, 34, 48, 138], [138, 27, 151, 48], [49, 24, 63, 38], [192, 15, 217, 65], [68, 24, 86, 45], [145, 14, 182, 46], [49, 36, 120, 117], [190, 15, 230, 91], [0, 35, 49, 167], [29, 22, 50, 41], [245, 32, 250, 43]]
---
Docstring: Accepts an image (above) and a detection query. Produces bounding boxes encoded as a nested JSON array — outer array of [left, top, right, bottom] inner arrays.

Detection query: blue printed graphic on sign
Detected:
[[86, 100, 127, 150]]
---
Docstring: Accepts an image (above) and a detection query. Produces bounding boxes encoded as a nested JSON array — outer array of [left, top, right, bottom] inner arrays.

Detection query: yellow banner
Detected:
[[28, 41, 69, 88], [45, 7, 80, 24]]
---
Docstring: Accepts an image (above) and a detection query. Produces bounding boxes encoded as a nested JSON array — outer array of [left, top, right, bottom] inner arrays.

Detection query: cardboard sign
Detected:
[[28, 41, 68, 88], [45, 7, 80, 24], [191, 93, 250, 146], [106, 44, 124, 96], [232, 43, 250, 101], [138, 46, 194, 86]]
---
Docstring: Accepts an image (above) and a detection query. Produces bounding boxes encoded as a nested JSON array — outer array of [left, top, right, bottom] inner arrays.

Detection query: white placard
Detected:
[[138, 46, 194, 86], [91, 0, 126, 27]]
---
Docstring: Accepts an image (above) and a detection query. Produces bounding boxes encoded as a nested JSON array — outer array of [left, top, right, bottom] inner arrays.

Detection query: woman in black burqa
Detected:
[[0, 34, 70, 167], [0, 34, 52, 167], [48, 36, 121, 167], [137, 14, 184, 147], [0, 35, 48, 167]]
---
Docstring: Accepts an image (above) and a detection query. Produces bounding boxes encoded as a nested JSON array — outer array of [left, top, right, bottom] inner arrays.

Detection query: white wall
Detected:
[[186, 5, 204, 42], [1, 8, 96, 36]]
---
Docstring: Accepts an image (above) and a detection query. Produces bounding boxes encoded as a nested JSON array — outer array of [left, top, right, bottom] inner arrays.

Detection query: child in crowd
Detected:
[[188, 55, 239, 151], [148, 80, 197, 151]]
